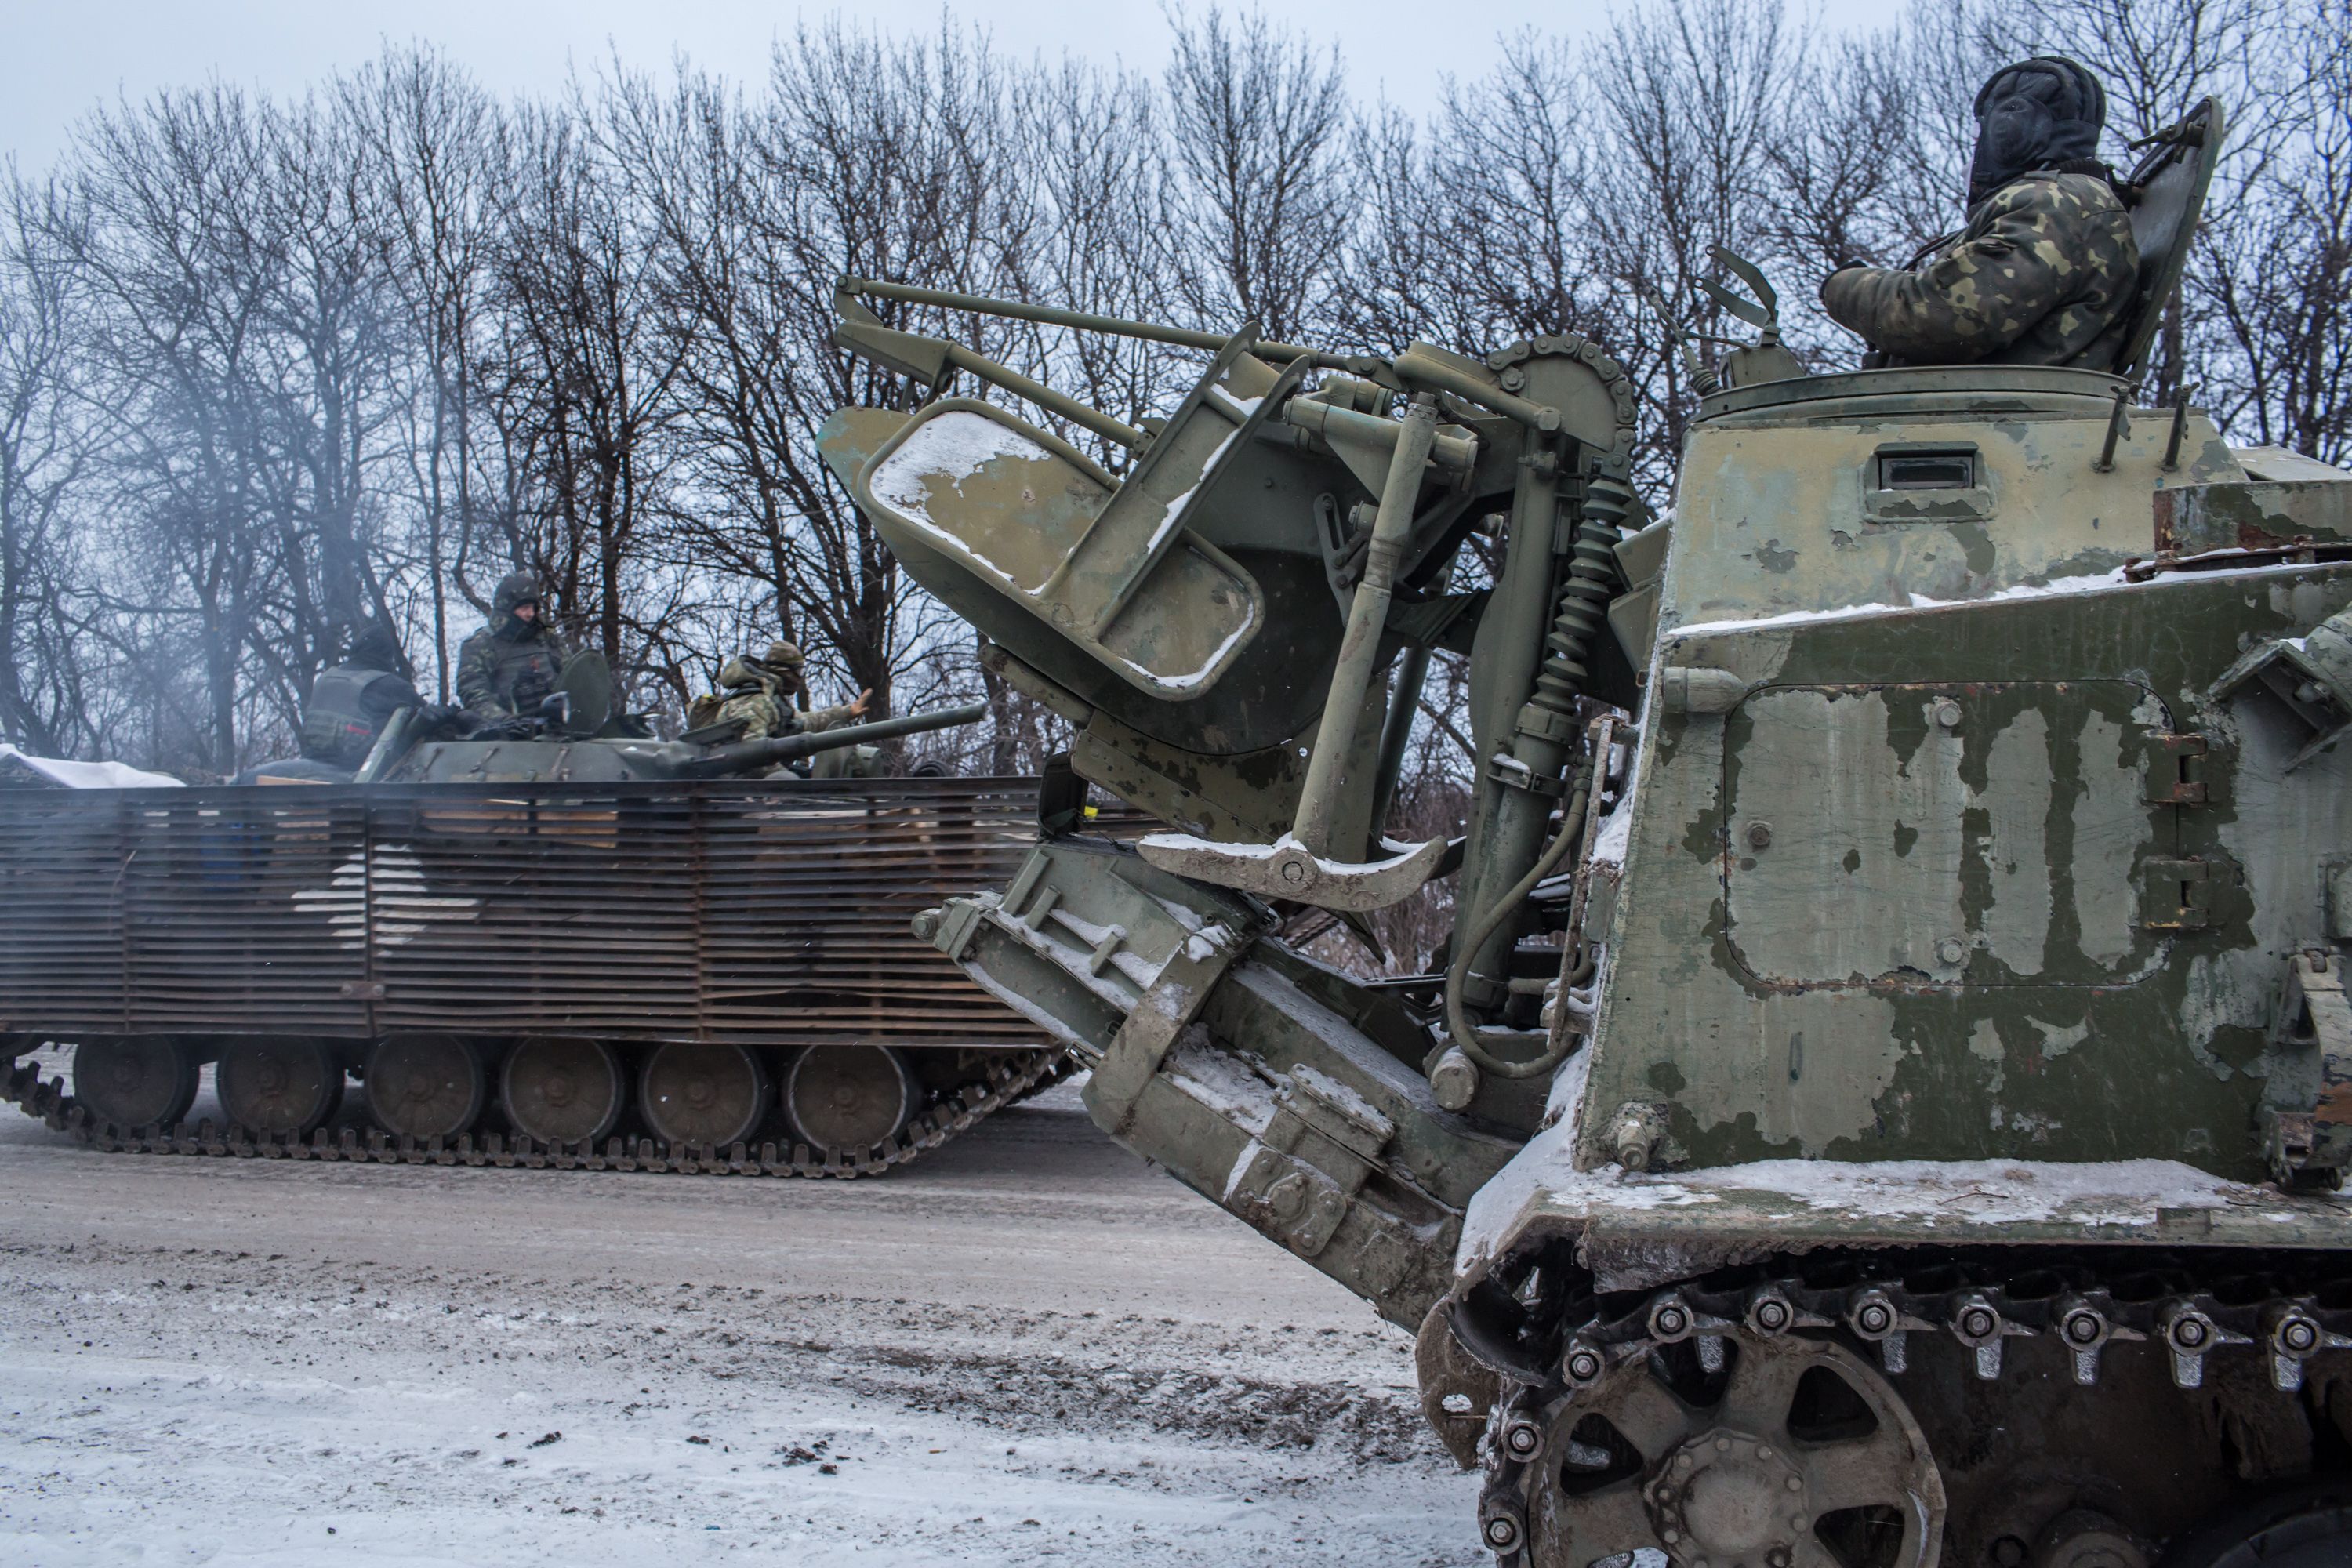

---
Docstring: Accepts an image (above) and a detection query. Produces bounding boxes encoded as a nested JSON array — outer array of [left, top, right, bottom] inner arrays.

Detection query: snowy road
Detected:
[[0, 1067, 1481, 1566]]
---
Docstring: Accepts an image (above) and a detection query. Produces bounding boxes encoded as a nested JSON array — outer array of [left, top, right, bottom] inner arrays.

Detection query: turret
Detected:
[[358, 701, 985, 786]]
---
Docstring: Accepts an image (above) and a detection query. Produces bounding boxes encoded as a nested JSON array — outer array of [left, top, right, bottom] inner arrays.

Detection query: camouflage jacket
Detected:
[[456, 620, 572, 718], [706, 660, 858, 742], [1820, 172, 2140, 369]]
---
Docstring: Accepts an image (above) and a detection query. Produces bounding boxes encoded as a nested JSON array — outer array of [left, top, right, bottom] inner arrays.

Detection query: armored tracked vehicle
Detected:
[[825, 96, 2352, 1563], [0, 683, 1094, 1178]]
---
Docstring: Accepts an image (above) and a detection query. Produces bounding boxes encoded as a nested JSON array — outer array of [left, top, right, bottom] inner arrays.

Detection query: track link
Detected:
[[2, 1047, 1073, 1180], [1465, 1248, 2352, 1565]]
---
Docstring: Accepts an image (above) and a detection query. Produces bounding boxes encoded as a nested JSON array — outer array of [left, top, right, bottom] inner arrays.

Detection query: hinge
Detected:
[[2137, 854, 2236, 931], [339, 981, 387, 1000], [1230, 1065, 1398, 1259], [2144, 731, 2211, 805]]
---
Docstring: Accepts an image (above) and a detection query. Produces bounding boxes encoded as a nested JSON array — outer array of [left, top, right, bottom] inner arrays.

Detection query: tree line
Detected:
[[0, 0, 2342, 782]]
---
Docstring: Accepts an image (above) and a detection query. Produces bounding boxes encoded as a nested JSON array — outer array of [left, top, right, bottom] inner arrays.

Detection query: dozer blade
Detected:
[[848, 332, 1305, 702], [917, 837, 1522, 1329]]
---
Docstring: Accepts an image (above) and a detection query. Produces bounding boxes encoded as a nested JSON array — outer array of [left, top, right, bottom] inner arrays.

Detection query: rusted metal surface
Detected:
[[0, 777, 1054, 1050]]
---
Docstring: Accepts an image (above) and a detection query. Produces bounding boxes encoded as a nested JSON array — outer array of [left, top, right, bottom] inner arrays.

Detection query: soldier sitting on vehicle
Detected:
[[456, 572, 572, 720], [1821, 56, 2139, 370], [299, 622, 423, 771], [690, 641, 872, 742]]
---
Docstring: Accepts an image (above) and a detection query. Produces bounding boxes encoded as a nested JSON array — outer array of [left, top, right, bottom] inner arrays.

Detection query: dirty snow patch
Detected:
[[1167, 1034, 1279, 1137], [1138, 831, 1435, 874], [866, 410, 1051, 589], [1668, 557, 2324, 642], [1458, 1141, 2307, 1274]]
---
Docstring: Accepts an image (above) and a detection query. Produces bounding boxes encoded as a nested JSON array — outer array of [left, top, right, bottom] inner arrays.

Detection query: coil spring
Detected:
[[1530, 473, 1633, 722]]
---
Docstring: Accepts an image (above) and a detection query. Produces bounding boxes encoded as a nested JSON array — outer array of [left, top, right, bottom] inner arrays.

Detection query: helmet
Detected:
[[763, 640, 806, 670], [492, 572, 543, 617]]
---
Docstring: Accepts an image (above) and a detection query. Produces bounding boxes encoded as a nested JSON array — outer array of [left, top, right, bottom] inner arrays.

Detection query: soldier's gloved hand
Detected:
[[420, 704, 482, 739]]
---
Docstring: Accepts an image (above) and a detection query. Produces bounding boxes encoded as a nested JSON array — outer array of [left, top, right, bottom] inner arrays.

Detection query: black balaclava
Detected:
[[347, 622, 406, 675], [1967, 56, 2108, 206]]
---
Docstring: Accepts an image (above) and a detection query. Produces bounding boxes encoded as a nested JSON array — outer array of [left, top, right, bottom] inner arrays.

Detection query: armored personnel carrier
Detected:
[[826, 97, 2352, 1562], [246, 644, 931, 789], [0, 679, 1095, 1178]]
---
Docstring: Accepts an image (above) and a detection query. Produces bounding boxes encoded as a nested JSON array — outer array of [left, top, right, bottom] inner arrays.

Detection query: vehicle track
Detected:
[[2, 1044, 1072, 1179]]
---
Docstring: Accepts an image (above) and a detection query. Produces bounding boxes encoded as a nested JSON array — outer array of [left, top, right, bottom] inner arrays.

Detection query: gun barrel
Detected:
[[679, 701, 989, 780], [350, 705, 421, 784]]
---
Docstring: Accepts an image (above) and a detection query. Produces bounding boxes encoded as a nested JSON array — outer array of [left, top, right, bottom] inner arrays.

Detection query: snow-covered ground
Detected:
[[0, 1069, 1481, 1566]]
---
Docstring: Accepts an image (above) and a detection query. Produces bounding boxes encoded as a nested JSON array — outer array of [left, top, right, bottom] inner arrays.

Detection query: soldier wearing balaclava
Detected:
[[1821, 56, 2140, 369], [456, 572, 574, 719]]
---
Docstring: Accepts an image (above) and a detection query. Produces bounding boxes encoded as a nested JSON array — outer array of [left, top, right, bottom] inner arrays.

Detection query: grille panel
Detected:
[[0, 778, 1059, 1049]]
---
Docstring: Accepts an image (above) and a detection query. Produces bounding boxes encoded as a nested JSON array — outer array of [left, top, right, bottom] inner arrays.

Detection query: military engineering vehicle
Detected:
[[823, 97, 2352, 1563], [0, 688, 1101, 1178]]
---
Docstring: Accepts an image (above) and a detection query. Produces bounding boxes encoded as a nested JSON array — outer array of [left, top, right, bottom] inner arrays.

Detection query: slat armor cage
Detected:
[[0, 777, 1057, 1050]]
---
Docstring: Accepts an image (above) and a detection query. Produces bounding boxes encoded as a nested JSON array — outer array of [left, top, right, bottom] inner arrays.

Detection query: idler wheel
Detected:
[[71, 1037, 198, 1130], [1527, 1333, 1944, 1568], [365, 1034, 486, 1141], [781, 1045, 919, 1154], [499, 1036, 624, 1146], [639, 1042, 767, 1149], [216, 1039, 345, 1135]]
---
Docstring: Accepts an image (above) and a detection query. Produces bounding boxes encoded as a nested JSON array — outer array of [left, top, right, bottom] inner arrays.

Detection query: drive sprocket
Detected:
[[1487, 1329, 1942, 1568]]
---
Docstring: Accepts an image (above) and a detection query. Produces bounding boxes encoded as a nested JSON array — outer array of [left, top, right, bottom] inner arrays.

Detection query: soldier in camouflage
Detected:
[[1822, 56, 2140, 370], [456, 572, 573, 720], [696, 641, 872, 742]]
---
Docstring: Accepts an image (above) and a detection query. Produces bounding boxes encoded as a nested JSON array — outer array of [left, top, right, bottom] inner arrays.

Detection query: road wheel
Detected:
[[216, 1039, 345, 1136], [782, 1045, 918, 1154], [2160, 1484, 2352, 1568], [500, 1037, 625, 1146], [639, 1042, 766, 1148], [366, 1034, 486, 1140], [71, 1037, 197, 1130]]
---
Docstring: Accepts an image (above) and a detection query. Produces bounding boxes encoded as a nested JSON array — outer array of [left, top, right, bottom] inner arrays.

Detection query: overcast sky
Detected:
[[5, 0, 1887, 172]]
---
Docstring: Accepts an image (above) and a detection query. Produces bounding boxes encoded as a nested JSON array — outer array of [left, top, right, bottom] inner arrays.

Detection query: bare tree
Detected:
[[1762, 33, 1949, 282], [238, 93, 404, 717], [2194, 0, 2351, 459], [2, 1, 2345, 778], [608, 24, 1034, 718], [0, 174, 99, 753], [347, 45, 511, 699], [490, 94, 691, 683], [1004, 58, 1187, 457], [1345, 35, 1606, 355], [56, 87, 290, 771], [1161, 6, 1354, 342]]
